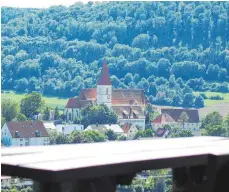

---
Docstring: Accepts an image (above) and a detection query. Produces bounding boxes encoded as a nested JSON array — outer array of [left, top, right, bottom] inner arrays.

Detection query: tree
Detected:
[[81, 104, 118, 127], [134, 130, 144, 139], [83, 130, 106, 142], [170, 129, 194, 138], [223, 113, 229, 136], [145, 103, 153, 124], [43, 107, 50, 121], [54, 107, 60, 120], [16, 113, 27, 121], [1, 116, 6, 128], [179, 111, 189, 129], [194, 95, 204, 108], [144, 129, 153, 137], [1, 98, 19, 121], [20, 93, 44, 118], [204, 124, 227, 137], [56, 133, 68, 144], [47, 129, 59, 145], [105, 129, 118, 141], [201, 111, 223, 129]]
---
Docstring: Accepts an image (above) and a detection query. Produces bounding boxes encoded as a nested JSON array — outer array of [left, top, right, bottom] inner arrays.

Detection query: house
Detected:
[[152, 113, 176, 131], [55, 124, 84, 135], [65, 60, 147, 129], [152, 108, 201, 131], [85, 124, 124, 135], [121, 123, 139, 140], [1, 121, 49, 147], [32, 112, 43, 120], [154, 128, 170, 138], [43, 122, 56, 130]]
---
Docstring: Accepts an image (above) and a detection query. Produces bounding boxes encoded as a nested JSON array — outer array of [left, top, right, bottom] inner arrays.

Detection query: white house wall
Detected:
[[65, 108, 80, 121], [55, 124, 84, 135], [12, 137, 49, 146]]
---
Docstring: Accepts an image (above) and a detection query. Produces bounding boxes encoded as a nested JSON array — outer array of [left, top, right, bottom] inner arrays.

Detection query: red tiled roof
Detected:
[[112, 106, 144, 119], [67, 89, 146, 108], [122, 123, 132, 133], [66, 97, 80, 108], [6, 121, 49, 138], [161, 108, 200, 123], [97, 60, 112, 85], [152, 113, 175, 124], [112, 89, 146, 106], [81, 89, 97, 100]]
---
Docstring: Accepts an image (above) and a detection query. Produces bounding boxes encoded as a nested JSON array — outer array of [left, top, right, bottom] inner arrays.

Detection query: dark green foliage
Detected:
[[201, 111, 228, 136], [43, 107, 50, 120], [170, 129, 194, 138], [54, 107, 60, 120], [20, 93, 44, 118], [105, 129, 118, 141], [81, 104, 118, 127], [1, 2, 229, 108], [1, 99, 19, 121], [209, 95, 224, 100], [16, 113, 27, 121]]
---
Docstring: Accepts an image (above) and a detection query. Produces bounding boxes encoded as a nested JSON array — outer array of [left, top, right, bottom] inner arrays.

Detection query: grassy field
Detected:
[[1, 91, 68, 109], [194, 91, 229, 106]]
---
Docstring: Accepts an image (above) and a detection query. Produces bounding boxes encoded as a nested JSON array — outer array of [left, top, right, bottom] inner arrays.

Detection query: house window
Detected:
[[62, 127, 65, 132], [20, 139, 23, 141], [25, 142, 29, 146], [106, 88, 109, 94]]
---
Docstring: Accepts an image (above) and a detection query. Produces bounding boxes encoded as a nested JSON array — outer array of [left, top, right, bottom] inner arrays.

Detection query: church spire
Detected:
[[97, 60, 111, 85]]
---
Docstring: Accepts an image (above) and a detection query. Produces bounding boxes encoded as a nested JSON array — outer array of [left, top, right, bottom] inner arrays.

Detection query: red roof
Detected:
[[66, 97, 80, 108], [97, 60, 112, 85], [79, 89, 97, 100], [122, 123, 132, 133], [152, 113, 175, 124], [6, 121, 48, 138], [66, 89, 146, 109]]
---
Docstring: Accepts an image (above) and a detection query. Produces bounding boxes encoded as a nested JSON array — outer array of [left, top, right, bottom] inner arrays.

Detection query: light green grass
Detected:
[[194, 91, 229, 107], [1, 91, 68, 109]]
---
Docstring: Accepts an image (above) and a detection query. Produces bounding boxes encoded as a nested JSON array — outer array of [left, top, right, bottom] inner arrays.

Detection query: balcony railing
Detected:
[[1, 136, 229, 192]]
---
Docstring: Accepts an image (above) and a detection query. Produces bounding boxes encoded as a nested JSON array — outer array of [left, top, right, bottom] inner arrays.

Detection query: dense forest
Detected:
[[1, 2, 229, 108]]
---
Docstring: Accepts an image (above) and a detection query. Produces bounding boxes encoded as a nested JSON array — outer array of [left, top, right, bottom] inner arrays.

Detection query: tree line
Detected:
[[1, 2, 229, 108]]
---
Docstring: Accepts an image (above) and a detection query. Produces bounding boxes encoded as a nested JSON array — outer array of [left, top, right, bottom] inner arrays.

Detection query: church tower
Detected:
[[96, 60, 112, 108]]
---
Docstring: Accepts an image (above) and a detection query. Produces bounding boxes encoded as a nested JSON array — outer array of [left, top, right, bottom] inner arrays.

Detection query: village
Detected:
[[1, 61, 202, 148], [1, 61, 204, 189]]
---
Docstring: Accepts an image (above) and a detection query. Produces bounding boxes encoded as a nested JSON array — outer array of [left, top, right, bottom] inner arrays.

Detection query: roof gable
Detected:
[[161, 108, 200, 123], [66, 97, 79, 108], [6, 121, 49, 138]]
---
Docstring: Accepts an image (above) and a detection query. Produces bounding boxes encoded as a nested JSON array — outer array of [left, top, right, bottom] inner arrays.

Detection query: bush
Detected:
[[209, 95, 224, 100]]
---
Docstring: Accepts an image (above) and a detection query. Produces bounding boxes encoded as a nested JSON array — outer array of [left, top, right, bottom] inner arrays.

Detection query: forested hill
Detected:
[[1, 2, 229, 107]]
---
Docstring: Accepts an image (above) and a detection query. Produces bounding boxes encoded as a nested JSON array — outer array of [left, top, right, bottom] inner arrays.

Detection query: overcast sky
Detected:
[[1, 0, 90, 8]]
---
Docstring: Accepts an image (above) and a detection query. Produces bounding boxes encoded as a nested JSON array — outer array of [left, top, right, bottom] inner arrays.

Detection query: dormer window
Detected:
[[122, 110, 128, 118], [35, 130, 41, 137], [15, 131, 20, 138]]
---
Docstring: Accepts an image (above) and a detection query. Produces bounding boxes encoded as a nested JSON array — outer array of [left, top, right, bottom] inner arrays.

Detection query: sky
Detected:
[[0, 0, 90, 8]]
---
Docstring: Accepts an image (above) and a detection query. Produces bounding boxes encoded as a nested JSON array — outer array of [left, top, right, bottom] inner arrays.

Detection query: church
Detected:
[[64, 61, 147, 129]]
